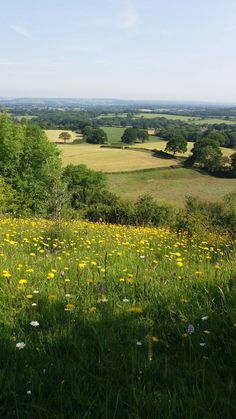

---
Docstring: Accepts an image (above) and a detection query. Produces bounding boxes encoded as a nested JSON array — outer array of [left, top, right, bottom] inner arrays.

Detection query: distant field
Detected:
[[14, 115, 37, 121], [135, 113, 236, 125], [57, 143, 178, 171], [97, 112, 236, 125], [107, 168, 236, 207], [101, 127, 125, 144], [132, 141, 235, 157], [44, 129, 81, 143]]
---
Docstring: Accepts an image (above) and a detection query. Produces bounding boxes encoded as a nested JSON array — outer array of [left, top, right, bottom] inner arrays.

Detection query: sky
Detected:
[[0, 0, 236, 102]]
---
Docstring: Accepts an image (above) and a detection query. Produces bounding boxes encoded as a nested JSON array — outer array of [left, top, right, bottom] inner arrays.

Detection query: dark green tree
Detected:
[[86, 128, 107, 144], [165, 134, 187, 156], [231, 153, 236, 176], [62, 164, 106, 207], [59, 131, 71, 143], [121, 128, 138, 144], [191, 137, 223, 172], [137, 129, 149, 143]]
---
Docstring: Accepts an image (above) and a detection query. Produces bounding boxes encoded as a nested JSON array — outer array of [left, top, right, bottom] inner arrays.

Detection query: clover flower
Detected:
[[16, 342, 26, 350], [30, 321, 39, 327]]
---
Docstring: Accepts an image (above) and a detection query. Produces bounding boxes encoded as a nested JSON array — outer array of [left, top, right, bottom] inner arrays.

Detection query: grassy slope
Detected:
[[0, 219, 235, 418], [57, 143, 178, 171], [107, 168, 236, 206]]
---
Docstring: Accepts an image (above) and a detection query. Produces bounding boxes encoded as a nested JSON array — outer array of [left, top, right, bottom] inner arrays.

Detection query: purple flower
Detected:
[[187, 324, 195, 334], [98, 284, 104, 294], [60, 270, 65, 277]]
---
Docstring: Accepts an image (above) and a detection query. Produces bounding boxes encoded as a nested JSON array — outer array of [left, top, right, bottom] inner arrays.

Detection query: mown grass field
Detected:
[[107, 168, 236, 206], [57, 143, 178, 171], [44, 129, 81, 143], [132, 140, 235, 157], [0, 218, 235, 418]]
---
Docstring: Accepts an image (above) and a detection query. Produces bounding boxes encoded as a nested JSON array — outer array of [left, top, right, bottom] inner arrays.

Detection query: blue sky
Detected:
[[0, 0, 236, 102]]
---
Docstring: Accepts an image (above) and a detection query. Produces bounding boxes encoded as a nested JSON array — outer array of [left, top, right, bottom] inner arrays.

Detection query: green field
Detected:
[[135, 113, 236, 124], [102, 126, 125, 144], [107, 168, 236, 206], [97, 112, 236, 125]]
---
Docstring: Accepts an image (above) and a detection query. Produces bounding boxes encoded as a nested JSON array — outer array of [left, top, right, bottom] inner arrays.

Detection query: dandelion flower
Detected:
[[128, 307, 143, 313]]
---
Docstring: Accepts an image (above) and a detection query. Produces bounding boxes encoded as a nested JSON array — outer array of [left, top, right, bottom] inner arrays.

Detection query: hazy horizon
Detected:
[[1, 0, 236, 102]]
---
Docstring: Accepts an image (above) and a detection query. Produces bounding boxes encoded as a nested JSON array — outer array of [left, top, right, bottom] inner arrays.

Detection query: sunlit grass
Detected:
[[0, 218, 235, 417]]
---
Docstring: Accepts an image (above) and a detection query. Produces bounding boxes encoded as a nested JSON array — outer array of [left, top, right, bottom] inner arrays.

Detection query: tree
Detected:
[[195, 145, 222, 172], [0, 113, 62, 215], [121, 128, 138, 144], [62, 164, 107, 207], [165, 134, 187, 156], [137, 129, 149, 143], [86, 128, 107, 144], [231, 153, 236, 177], [59, 131, 71, 143], [191, 137, 223, 172]]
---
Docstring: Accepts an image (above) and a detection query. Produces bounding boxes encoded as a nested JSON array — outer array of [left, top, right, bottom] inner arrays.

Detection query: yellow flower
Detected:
[[203, 330, 211, 334], [47, 272, 55, 279], [88, 306, 96, 313], [128, 307, 143, 313], [182, 333, 188, 338], [180, 298, 188, 304], [19, 279, 27, 285], [119, 278, 125, 283], [3, 271, 11, 278], [177, 261, 183, 267], [48, 294, 57, 302], [30, 253, 36, 257], [151, 336, 159, 342], [26, 294, 33, 299], [66, 303, 74, 310]]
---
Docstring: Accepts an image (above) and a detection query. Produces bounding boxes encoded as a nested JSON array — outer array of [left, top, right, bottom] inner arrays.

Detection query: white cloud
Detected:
[[10, 24, 31, 38], [122, 5, 139, 29]]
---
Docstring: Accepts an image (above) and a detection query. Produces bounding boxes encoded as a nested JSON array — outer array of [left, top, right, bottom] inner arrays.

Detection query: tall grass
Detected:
[[0, 218, 235, 418]]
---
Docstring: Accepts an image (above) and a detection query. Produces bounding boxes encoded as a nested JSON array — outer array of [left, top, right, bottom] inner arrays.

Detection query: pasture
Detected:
[[107, 168, 236, 206], [132, 140, 235, 158], [101, 126, 125, 144], [97, 112, 236, 125], [57, 143, 178, 171], [44, 129, 82, 143], [135, 113, 236, 124]]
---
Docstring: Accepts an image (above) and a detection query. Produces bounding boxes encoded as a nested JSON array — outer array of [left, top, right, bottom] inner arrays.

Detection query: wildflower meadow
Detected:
[[0, 218, 235, 418]]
